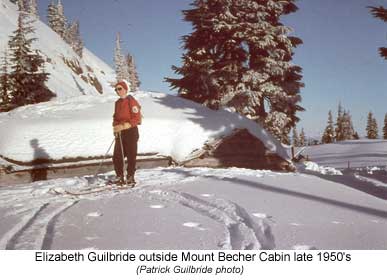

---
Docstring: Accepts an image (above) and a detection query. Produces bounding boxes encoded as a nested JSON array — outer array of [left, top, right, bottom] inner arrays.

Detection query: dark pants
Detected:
[[113, 126, 139, 178]]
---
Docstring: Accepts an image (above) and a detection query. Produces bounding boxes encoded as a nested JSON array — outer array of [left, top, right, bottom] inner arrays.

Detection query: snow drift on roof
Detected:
[[0, 92, 289, 163]]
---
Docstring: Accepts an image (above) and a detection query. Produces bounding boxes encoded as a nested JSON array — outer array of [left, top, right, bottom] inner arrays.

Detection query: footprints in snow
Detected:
[[144, 231, 157, 236], [183, 222, 201, 228], [149, 200, 208, 231], [85, 236, 99, 241], [87, 212, 103, 217], [149, 204, 165, 209], [183, 222, 207, 231]]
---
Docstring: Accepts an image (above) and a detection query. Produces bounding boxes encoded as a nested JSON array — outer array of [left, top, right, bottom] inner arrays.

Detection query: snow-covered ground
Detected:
[[0, 165, 386, 250], [1, 0, 386, 251], [302, 139, 387, 168], [1, 96, 386, 250]]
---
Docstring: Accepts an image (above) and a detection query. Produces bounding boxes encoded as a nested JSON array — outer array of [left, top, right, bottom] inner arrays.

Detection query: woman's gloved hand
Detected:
[[113, 122, 131, 136]]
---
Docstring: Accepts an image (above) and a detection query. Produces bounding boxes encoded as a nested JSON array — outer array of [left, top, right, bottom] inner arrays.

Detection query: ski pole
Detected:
[[93, 137, 115, 178], [118, 131, 127, 185]]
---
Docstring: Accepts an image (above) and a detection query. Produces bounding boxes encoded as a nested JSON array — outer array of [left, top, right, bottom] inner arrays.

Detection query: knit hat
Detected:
[[115, 80, 129, 91]]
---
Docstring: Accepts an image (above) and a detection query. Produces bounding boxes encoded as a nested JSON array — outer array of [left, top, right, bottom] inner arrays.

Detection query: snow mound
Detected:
[[365, 166, 385, 174], [304, 161, 343, 175], [0, 92, 289, 163]]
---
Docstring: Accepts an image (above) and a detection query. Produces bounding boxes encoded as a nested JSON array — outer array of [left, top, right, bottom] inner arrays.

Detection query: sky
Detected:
[[35, 0, 387, 138]]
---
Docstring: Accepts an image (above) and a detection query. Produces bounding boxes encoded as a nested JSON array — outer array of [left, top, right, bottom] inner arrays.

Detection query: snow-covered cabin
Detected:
[[183, 128, 293, 171], [0, 0, 293, 184], [0, 92, 293, 186]]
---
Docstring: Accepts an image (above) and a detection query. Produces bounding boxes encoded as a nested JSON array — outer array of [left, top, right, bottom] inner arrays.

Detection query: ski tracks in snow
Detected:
[[2, 201, 77, 249], [0, 180, 82, 250], [0, 172, 276, 250], [141, 189, 275, 250]]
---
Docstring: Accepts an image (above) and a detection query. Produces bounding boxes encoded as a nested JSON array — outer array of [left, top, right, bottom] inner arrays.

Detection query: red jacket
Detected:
[[113, 95, 141, 127]]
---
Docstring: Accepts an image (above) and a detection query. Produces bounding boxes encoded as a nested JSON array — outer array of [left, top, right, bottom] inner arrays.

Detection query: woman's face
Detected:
[[115, 86, 127, 98]]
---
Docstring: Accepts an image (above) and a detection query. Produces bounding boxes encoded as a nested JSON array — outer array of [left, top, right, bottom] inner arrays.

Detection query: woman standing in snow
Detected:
[[112, 80, 141, 186]]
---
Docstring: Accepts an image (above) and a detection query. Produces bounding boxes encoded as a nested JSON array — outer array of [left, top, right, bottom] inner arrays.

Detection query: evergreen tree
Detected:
[[64, 20, 83, 57], [335, 103, 344, 141], [7, 11, 54, 106], [0, 49, 11, 107], [166, 0, 304, 143], [383, 113, 387, 139], [71, 21, 83, 57], [17, 0, 26, 12], [369, 6, 387, 59], [292, 126, 300, 147], [322, 110, 335, 143], [49, 0, 66, 37], [366, 111, 378, 139], [114, 32, 130, 83], [373, 117, 378, 139], [126, 53, 140, 91], [282, 132, 291, 146], [299, 128, 306, 147], [166, 0, 236, 108], [348, 111, 357, 139], [55, 0, 67, 37], [333, 103, 358, 141], [366, 111, 373, 139], [47, 0, 57, 31], [342, 111, 355, 140], [28, 0, 39, 19], [264, 111, 290, 144]]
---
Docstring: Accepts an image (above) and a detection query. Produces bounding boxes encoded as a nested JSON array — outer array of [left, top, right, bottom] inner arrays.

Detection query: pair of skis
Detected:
[[64, 180, 136, 196], [64, 133, 135, 196]]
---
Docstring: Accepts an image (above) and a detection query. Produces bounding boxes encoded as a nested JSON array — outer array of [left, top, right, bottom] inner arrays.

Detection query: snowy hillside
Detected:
[[0, 0, 116, 98], [302, 140, 387, 168], [0, 91, 288, 164]]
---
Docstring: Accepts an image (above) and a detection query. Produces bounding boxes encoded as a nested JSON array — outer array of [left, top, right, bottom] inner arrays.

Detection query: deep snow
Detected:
[[0, 0, 116, 99], [0, 91, 289, 164], [302, 139, 387, 168], [0, 0, 386, 251], [0, 165, 386, 250]]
